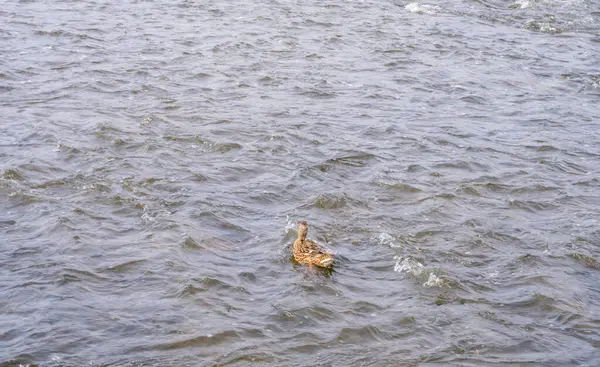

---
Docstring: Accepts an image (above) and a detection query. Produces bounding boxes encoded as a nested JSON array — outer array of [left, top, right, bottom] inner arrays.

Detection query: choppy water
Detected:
[[1, 0, 600, 365]]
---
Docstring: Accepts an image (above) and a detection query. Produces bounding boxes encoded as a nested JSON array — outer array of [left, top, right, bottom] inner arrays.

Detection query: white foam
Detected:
[[377, 232, 397, 247], [394, 256, 425, 276], [538, 22, 559, 33], [141, 115, 154, 125], [423, 273, 445, 288], [405, 3, 440, 14], [141, 207, 170, 223], [511, 0, 532, 9], [485, 271, 499, 279], [395, 257, 450, 288]]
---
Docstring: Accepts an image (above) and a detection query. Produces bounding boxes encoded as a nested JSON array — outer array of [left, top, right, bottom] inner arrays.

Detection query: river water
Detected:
[[1, 0, 600, 366]]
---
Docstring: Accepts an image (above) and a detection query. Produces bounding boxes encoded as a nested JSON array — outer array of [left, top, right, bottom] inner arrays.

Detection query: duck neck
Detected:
[[298, 227, 308, 241]]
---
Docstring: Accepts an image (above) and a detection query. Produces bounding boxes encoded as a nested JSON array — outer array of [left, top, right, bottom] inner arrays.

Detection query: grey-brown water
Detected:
[[1, 0, 600, 366]]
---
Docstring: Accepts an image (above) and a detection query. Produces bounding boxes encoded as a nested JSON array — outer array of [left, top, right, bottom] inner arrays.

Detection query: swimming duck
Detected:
[[293, 221, 334, 268]]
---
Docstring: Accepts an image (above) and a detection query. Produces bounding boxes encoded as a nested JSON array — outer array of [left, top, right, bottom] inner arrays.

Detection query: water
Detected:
[[1, 0, 600, 365]]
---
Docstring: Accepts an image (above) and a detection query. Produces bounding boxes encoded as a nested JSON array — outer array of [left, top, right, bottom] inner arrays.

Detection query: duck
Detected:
[[293, 221, 334, 268]]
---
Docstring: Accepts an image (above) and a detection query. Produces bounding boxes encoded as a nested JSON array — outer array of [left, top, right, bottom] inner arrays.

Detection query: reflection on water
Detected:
[[1, 0, 600, 366]]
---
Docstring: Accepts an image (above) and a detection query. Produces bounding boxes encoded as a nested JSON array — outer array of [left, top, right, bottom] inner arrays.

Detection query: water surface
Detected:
[[1, 0, 600, 366]]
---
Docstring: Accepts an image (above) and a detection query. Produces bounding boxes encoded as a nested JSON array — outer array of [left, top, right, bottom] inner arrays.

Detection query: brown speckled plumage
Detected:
[[293, 221, 334, 268]]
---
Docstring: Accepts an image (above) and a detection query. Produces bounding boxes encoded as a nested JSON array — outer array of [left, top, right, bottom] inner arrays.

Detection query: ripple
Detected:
[[192, 211, 250, 237], [153, 330, 242, 350], [214, 351, 279, 366], [413, 193, 457, 203], [56, 268, 107, 287], [337, 325, 392, 343], [6, 191, 44, 204], [180, 236, 205, 251], [107, 259, 146, 273], [374, 179, 422, 193], [326, 152, 378, 167], [508, 199, 559, 212]]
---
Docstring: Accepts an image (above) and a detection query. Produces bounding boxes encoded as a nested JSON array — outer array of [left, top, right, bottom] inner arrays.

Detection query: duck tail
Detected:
[[315, 254, 334, 268]]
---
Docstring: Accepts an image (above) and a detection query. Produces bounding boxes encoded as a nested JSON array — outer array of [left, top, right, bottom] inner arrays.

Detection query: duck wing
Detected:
[[303, 240, 334, 267], [302, 239, 330, 254]]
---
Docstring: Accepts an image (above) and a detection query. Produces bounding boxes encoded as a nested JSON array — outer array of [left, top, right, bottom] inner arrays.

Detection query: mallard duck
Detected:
[[293, 221, 334, 268]]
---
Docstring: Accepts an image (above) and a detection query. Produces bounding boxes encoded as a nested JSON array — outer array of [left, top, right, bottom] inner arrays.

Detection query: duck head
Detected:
[[297, 221, 308, 241]]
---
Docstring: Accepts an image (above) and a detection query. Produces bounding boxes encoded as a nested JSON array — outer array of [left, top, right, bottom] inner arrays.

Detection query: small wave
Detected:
[[162, 134, 242, 153], [153, 330, 242, 350], [214, 352, 280, 365], [559, 72, 600, 92], [337, 325, 393, 343], [107, 259, 147, 273], [140, 207, 171, 223], [525, 21, 561, 34], [567, 253, 600, 269], [310, 193, 349, 210], [2, 169, 25, 181], [508, 199, 559, 212], [7, 190, 44, 203], [326, 152, 377, 167], [180, 236, 205, 251], [374, 179, 422, 193], [405, 3, 441, 14]]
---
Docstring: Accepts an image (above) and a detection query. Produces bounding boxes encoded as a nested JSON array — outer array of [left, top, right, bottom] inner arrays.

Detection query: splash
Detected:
[[284, 215, 297, 234], [423, 273, 445, 288], [535, 22, 560, 33], [395, 257, 450, 288], [404, 3, 441, 14], [377, 232, 398, 248], [509, 0, 532, 9], [394, 256, 425, 276]]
